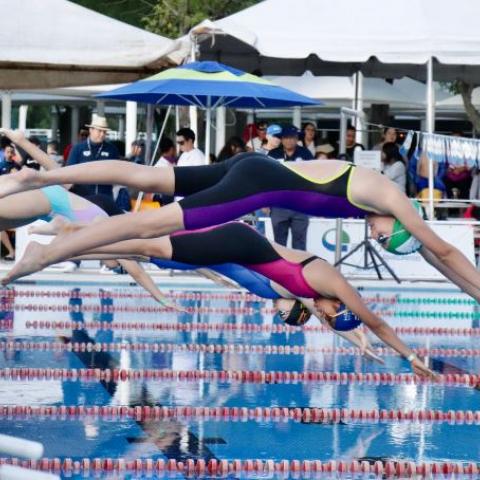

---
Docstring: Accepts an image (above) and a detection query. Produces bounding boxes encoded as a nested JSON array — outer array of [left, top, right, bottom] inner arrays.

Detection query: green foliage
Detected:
[[70, 0, 150, 28], [142, 0, 258, 38]]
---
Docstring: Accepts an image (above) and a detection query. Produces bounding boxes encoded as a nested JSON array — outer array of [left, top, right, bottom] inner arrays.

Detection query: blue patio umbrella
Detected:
[[98, 61, 320, 161]]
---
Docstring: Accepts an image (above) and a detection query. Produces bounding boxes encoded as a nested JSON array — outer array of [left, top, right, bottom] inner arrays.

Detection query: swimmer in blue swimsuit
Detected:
[[2, 136, 480, 304], [0, 130, 173, 307], [53, 221, 435, 378]]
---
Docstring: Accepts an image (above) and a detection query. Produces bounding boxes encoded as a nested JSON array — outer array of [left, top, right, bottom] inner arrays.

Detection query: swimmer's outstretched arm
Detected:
[[301, 298, 384, 365], [306, 262, 436, 378], [0, 158, 176, 198], [419, 246, 480, 302], [0, 128, 60, 171], [114, 259, 183, 311]]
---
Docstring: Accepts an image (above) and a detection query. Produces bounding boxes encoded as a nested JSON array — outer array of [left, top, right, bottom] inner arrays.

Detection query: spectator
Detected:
[[176, 127, 205, 166], [23, 136, 42, 170], [0, 135, 11, 162], [444, 132, 472, 199], [408, 149, 447, 200], [250, 121, 267, 151], [47, 140, 64, 168], [258, 124, 282, 154], [339, 124, 364, 162], [0, 231, 14, 261], [127, 140, 145, 164], [0, 144, 21, 175], [155, 137, 177, 167], [63, 128, 89, 161], [315, 143, 335, 159], [381, 142, 406, 192], [0, 143, 18, 261], [373, 127, 398, 151], [66, 114, 119, 199], [217, 136, 246, 162], [302, 122, 317, 157], [268, 125, 314, 250]]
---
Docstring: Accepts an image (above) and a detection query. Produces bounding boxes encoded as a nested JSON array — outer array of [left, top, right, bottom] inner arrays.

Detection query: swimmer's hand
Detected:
[[350, 329, 385, 365], [157, 296, 187, 313], [410, 356, 438, 380], [0, 128, 26, 144]]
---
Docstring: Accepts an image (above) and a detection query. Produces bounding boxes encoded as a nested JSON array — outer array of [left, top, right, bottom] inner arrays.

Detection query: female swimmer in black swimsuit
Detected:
[[1, 134, 479, 304]]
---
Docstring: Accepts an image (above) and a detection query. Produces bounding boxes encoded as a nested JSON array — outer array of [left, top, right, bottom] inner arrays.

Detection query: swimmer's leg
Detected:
[[2, 203, 184, 284], [0, 191, 52, 231], [28, 216, 70, 235], [0, 161, 176, 198]]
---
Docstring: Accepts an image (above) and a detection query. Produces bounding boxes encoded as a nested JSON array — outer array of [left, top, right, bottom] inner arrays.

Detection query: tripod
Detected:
[[334, 221, 401, 283]]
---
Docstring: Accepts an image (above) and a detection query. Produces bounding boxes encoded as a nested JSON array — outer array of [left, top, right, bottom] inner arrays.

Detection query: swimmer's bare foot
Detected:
[[0, 167, 42, 198], [1, 241, 48, 285], [28, 216, 68, 236]]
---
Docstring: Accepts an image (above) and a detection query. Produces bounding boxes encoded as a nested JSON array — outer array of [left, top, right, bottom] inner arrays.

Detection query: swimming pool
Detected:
[[0, 282, 479, 478]]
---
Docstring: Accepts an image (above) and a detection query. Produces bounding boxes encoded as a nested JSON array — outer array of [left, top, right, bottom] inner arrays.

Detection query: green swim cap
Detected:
[[385, 200, 424, 255]]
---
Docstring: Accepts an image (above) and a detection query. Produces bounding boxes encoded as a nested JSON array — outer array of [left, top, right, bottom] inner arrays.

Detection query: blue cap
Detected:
[[332, 304, 361, 331], [266, 124, 282, 137], [281, 125, 300, 137]]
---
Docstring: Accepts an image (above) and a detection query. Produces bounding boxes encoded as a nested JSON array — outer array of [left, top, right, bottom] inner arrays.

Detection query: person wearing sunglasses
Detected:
[[34, 220, 434, 378], [1, 150, 479, 305], [176, 128, 205, 167]]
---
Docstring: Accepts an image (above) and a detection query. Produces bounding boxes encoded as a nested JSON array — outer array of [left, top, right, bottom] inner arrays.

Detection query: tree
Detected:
[[446, 80, 480, 133], [142, 0, 258, 38], [71, 0, 151, 28]]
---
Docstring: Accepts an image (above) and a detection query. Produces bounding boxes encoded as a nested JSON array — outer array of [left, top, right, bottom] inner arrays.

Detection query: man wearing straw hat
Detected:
[[66, 114, 119, 200]]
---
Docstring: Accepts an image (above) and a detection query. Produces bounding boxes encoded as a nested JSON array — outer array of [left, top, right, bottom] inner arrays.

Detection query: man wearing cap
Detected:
[[258, 124, 282, 154], [66, 114, 119, 199], [268, 125, 314, 250]]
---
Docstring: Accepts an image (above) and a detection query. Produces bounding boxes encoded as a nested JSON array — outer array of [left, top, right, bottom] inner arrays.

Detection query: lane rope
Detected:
[[1, 405, 479, 425], [0, 368, 477, 387], [0, 457, 478, 477], [1, 340, 480, 358]]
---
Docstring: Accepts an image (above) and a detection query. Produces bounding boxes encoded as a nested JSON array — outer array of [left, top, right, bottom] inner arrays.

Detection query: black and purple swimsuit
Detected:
[[174, 153, 372, 230], [167, 222, 319, 298]]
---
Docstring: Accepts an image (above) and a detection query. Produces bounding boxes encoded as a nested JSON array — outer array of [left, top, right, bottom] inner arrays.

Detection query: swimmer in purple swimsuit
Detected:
[[47, 221, 435, 378], [1, 139, 479, 304]]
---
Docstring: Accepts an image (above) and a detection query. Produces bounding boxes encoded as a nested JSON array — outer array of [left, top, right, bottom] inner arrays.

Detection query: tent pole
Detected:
[[70, 106, 79, 144], [426, 57, 435, 220], [125, 101, 137, 157], [144, 104, 154, 165], [18, 105, 28, 131], [134, 106, 172, 212], [1, 91, 12, 129], [215, 106, 226, 155], [205, 103, 212, 163]]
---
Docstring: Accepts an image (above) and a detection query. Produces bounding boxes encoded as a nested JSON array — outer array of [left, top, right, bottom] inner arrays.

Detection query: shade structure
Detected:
[[0, 0, 185, 89], [99, 61, 319, 166], [97, 61, 320, 108], [193, 0, 480, 82]]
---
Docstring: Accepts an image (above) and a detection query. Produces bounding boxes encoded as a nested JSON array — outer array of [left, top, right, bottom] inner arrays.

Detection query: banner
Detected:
[[263, 218, 475, 280]]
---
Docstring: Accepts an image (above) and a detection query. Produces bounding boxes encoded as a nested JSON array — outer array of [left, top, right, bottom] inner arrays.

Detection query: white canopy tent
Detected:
[[0, 0, 186, 90], [191, 0, 480, 216], [267, 73, 451, 110]]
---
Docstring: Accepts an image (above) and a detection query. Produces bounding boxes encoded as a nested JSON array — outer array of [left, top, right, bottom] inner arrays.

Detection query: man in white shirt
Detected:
[[176, 128, 205, 166]]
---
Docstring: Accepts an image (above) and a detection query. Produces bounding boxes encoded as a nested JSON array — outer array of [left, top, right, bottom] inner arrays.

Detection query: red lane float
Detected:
[[0, 368, 478, 387], [0, 405, 479, 425], [18, 319, 480, 336], [0, 303, 277, 315], [0, 457, 478, 478], [0, 288, 406, 306], [2, 341, 480, 359]]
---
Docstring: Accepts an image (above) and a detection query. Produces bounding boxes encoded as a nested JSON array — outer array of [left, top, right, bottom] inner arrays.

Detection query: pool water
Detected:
[[0, 283, 479, 479]]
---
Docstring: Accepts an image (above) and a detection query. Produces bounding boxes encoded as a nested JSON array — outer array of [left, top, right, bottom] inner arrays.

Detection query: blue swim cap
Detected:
[[332, 304, 361, 331]]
